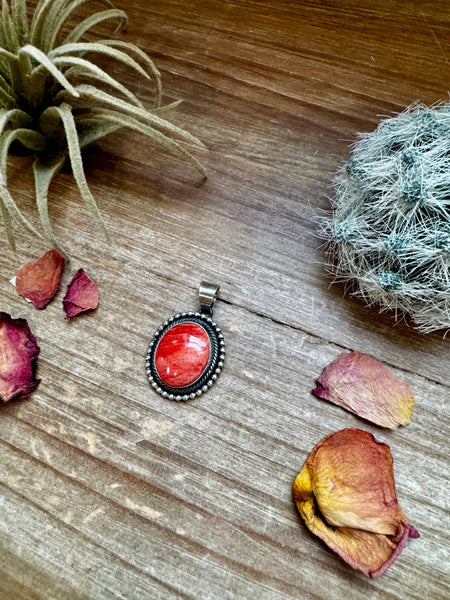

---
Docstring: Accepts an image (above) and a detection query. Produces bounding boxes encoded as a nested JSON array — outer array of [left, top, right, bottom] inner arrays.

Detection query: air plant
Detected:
[[321, 102, 450, 333], [0, 0, 205, 253]]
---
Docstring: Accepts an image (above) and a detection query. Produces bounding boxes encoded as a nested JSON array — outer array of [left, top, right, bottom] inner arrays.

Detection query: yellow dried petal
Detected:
[[293, 429, 419, 578]]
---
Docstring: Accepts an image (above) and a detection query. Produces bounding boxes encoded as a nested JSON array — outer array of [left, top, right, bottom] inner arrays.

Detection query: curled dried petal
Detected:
[[0, 312, 40, 402], [14, 250, 65, 309], [293, 429, 419, 578], [312, 352, 415, 428], [63, 268, 99, 319]]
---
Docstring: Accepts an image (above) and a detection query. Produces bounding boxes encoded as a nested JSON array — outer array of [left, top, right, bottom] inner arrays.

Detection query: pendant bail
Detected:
[[199, 281, 220, 316]]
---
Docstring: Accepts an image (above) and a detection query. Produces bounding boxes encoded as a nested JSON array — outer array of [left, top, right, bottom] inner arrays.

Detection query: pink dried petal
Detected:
[[0, 312, 40, 402], [312, 351, 414, 428], [63, 269, 99, 319], [15, 250, 65, 309]]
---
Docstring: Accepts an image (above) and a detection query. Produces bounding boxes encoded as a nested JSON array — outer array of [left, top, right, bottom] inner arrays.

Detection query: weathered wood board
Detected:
[[0, 1, 449, 599]]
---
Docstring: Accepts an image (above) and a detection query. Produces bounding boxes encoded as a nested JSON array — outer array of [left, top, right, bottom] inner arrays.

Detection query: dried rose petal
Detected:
[[14, 250, 65, 309], [62, 269, 99, 319], [312, 352, 414, 428], [0, 312, 40, 402], [293, 429, 419, 578]]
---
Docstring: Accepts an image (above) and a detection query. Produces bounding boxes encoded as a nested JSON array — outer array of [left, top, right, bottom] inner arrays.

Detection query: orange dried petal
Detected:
[[312, 352, 414, 428], [0, 312, 40, 402], [15, 250, 65, 309], [62, 269, 99, 319], [293, 429, 419, 578]]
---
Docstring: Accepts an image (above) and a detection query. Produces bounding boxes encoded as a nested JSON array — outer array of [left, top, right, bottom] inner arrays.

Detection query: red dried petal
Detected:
[[312, 352, 415, 428], [0, 312, 40, 402], [62, 269, 99, 319], [293, 429, 419, 578], [15, 250, 65, 309]]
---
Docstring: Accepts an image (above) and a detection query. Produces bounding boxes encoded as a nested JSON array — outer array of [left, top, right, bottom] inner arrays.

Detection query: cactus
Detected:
[[321, 103, 450, 334]]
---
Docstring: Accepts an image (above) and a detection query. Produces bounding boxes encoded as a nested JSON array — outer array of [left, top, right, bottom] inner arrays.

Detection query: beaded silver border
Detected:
[[146, 311, 225, 401]]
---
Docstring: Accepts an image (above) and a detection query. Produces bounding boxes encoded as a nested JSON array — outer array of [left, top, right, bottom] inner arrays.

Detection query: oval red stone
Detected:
[[155, 322, 210, 388]]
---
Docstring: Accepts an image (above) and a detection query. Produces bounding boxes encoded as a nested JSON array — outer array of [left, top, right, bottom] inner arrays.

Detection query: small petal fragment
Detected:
[[0, 312, 40, 402], [63, 269, 99, 319], [15, 250, 65, 309], [312, 351, 414, 428], [293, 429, 419, 578]]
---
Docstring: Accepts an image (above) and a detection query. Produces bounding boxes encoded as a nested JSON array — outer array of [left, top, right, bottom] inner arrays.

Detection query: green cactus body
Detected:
[[322, 103, 450, 333]]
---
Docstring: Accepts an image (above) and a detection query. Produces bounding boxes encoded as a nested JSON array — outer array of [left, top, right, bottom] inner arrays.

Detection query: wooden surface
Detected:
[[1, 1, 449, 598]]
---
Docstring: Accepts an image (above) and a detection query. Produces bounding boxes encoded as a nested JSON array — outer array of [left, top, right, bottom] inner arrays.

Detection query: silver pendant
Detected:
[[146, 282, 225, 401]]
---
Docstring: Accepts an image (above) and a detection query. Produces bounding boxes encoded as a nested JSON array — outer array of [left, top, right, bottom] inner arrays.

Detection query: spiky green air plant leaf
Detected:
[[0, 0, 206, 254]]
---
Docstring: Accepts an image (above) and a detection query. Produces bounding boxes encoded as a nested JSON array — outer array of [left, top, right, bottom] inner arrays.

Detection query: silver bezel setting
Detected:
[[146, 312, 225, 401]]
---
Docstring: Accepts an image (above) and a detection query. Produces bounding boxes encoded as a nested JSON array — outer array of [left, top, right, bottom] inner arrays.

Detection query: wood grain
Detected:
[[0, 1, 449, 599]]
